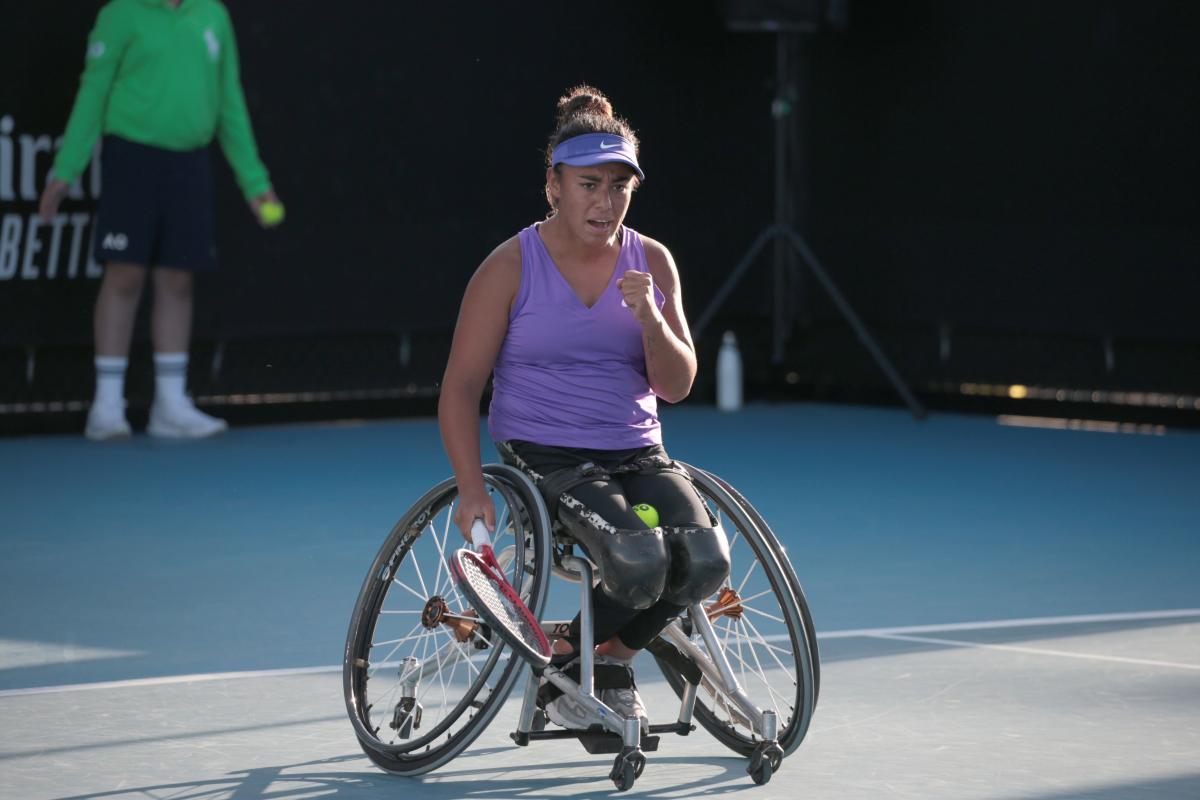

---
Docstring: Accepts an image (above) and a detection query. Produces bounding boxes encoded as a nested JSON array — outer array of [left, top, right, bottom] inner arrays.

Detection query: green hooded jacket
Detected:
[[52, 0, 270, 200]]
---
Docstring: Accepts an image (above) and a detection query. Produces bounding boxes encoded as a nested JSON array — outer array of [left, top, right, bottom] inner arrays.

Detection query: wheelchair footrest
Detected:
[[579, 732, 660, 755], [523, 727, 661, 754]]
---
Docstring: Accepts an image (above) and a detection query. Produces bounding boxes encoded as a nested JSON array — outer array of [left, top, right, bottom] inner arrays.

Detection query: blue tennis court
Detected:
[[1, 403, 1197, 798]]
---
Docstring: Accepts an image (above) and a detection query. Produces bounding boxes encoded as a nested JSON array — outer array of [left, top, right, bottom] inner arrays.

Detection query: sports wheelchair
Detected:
[[343, 461, 819, 792]]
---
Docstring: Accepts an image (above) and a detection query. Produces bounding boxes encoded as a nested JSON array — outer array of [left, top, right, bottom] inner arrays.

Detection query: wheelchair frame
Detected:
[[343, 462, 818, 791]]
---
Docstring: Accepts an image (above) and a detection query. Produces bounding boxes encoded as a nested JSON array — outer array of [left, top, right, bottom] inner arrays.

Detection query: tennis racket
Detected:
[[449, 519, 552, 669]]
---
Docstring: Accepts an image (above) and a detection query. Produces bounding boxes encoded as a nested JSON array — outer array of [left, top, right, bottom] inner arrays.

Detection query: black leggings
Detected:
[[501, 440, 713, 651]]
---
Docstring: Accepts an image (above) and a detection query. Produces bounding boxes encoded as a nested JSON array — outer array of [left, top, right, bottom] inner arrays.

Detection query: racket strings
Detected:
[[459, 555, 542, 650]]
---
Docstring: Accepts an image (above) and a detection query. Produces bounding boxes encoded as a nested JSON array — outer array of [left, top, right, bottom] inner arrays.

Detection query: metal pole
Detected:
[[692, 225, 777, 338], [772, 34, 791, 363], [783, 228, 927, 418]]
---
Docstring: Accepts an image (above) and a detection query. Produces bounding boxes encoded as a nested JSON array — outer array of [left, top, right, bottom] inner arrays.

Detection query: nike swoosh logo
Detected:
[[599, 141, 621, 150]]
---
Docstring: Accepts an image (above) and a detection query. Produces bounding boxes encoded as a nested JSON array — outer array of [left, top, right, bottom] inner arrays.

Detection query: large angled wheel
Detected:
[[692, 465, 821, 705], [653, 465, 818, 758], [343, 464, 551, 775]]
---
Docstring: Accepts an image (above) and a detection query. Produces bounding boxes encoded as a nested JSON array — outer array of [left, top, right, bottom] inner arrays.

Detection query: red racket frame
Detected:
[[448, 520, 552, 668]]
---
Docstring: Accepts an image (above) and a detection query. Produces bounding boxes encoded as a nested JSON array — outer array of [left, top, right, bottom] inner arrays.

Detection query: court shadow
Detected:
[[0, 714, 346, 763], [54, 754, 381, 800], [431, 753, 753, 798], [53, 751, 757, 800]]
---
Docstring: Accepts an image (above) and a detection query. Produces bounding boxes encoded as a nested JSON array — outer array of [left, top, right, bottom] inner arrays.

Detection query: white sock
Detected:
[[154, 352, 189, 406], [94, 356, 127, 407]]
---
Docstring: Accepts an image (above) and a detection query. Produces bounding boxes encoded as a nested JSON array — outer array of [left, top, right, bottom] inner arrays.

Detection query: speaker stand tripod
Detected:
[[693, 32, 925, 420]]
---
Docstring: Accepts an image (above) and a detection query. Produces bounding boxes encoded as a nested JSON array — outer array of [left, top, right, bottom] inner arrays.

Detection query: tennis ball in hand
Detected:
[[632, 503, 659, 529], [259, 201, 285, 227]]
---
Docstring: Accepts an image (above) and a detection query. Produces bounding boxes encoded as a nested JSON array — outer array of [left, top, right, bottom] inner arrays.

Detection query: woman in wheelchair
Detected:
[[438, 85, 730, 732]]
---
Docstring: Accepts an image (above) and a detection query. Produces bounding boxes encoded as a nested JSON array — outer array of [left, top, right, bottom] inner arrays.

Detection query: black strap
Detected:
[[537, 461, 611, 520], [647, 636, 703, 685], [538, 661, 635, 707], [612, 454, 693, 481]]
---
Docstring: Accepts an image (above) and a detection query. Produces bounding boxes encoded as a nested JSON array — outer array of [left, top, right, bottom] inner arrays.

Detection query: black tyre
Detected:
[[653, 465, 817, 758], [344, 465, 552, 775], [689, 465, 821, 705]]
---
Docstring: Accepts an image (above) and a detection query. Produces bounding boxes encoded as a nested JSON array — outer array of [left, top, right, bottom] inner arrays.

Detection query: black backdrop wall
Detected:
[[2, 1, 1197, 415]]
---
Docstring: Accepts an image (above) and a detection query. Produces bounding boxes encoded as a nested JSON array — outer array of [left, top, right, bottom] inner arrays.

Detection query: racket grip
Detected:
[[470, 519, 492, 550]]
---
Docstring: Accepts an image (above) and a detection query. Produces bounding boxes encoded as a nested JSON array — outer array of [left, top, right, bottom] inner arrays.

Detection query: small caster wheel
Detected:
[[613, 761, 635, 792], [750, 757, 773, 785], [748, 741, 784, 785], [610, 748, 645, 792]]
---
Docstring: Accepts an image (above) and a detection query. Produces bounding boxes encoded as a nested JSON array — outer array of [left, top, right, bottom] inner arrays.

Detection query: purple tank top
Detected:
[[488, 223, 666, 449]]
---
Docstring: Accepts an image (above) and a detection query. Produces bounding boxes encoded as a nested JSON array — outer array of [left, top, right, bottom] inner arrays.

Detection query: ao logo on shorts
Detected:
[[101, 233, 129, 251]]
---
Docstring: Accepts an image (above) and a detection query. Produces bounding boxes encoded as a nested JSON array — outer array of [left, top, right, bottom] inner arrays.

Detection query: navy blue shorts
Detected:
[[93, 135, 217, 271]]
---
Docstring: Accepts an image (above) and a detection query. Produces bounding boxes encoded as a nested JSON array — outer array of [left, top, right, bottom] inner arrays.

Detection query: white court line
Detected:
[[873, 632, 1200, 671], [816, 608, 1200, 639], [2, 608, 1198, 698], [0, 665, 341, 698]]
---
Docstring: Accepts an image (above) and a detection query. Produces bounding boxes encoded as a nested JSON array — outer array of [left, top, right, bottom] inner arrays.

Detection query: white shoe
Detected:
[[596, 655, 650, 734], [545, 688, 598, 730], [147, 398, 228, 439], [84, 402, 132, 441], [543, 658, 594, 730], [544, 655, 650, 733]]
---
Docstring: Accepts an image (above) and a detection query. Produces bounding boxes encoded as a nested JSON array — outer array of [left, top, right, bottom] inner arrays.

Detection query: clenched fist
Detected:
[[617, 269, 659, 326]]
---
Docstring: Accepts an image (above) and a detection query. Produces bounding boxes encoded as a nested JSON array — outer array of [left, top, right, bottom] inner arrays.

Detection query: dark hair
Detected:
[[544, 85, 639, 209]]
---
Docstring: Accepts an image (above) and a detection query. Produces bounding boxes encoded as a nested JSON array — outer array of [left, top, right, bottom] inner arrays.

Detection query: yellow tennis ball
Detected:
[[632, 503, 659, 529], [259, 201, 285, 227]]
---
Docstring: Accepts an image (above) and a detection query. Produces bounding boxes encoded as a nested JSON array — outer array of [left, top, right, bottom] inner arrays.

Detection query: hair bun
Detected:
[[556, 85, 613, 124], [543, 85, 639, 183]]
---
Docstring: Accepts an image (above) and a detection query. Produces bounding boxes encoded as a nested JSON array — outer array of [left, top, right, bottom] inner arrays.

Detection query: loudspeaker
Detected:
[[722, 0, 849, 33]]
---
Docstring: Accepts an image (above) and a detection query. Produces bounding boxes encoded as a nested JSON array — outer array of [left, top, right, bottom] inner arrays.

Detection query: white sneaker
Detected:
[[147, 398, 228, 439], [544, 655, 650, 733], [545, 688, 597, 730], [597, 655, 650, 734], [543, 658, 593, 730], [84, 402, 132, 441]]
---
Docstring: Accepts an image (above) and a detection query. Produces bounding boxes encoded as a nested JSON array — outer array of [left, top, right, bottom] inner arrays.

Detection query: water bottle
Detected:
[[716, 330, 743, 412]]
